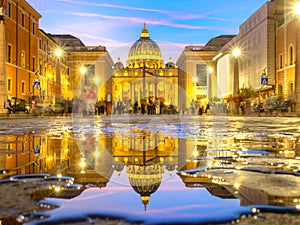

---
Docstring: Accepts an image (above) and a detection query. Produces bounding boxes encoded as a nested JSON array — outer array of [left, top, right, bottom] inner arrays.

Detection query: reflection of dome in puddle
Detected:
[[127, 164, 164, 210], [113, 160, 125, 176]]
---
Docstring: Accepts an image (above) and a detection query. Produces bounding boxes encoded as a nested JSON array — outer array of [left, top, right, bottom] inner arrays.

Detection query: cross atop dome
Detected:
[[140, 23, 150, 39]]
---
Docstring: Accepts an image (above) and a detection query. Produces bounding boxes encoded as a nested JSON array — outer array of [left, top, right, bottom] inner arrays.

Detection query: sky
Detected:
[[27, 0, 269, 63]]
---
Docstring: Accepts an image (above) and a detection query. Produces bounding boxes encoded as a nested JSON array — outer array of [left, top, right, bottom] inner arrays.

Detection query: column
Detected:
[[0, 7, 6, 114]]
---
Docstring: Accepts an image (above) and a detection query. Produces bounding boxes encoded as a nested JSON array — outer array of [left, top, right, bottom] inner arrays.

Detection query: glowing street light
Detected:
[[80, 66, 87, 75], [54, 48, 63, 58], [295, 3, 300, 16], [232, 48, 241, 58]]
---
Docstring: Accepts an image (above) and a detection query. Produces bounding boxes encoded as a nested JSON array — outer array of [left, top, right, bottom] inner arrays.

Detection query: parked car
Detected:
[[33, 102, 66, 116], [253, 103, 264, 113], [11, 97, 30, 113]]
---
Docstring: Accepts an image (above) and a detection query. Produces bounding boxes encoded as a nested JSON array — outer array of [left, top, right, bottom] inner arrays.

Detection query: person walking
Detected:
[[190, 99, 196, 115], [133, 100, 139, 114], [155, 98, 160, 115]]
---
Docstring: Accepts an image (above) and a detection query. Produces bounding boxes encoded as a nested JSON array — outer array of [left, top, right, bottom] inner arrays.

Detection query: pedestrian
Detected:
[[5, 99, 14, 114], [155, 98, 160, 115], [117, 99, 123, 115], [147, 99, 154, 115], [141, 102, 146, 115], [190, 99, 195, 115], [133, 100, 139, 114], [206, 103, 210, 115]]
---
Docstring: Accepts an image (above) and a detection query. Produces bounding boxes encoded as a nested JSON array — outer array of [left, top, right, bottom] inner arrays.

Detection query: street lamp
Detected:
[[294, 3, 300, 115], [207, 66, 213, 102], [232, 48, 241, 95], [232, 47, 241, 115], [54, 48, 63, 104]]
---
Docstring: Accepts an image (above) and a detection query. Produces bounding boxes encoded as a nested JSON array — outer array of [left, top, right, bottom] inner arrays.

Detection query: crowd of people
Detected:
[[112, 98, 175, 115], [189, 99, 211, 115]]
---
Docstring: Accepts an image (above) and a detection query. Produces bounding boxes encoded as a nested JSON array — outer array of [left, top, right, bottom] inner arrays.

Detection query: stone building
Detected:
[[112, 24, 178, 112], [275, 0, 299, 112], [176, 35, 234, 112], [215, 1, 275, 101], [49, 34, 114, 105], [0, 0, 41, 113], [38, 29, 69, 105]]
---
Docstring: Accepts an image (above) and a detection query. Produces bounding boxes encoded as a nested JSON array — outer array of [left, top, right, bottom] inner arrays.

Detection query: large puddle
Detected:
[[0, 115, 300, 224]]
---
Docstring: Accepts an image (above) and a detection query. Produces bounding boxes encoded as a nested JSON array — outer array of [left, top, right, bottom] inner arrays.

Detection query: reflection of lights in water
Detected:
[[95, 151, 99, 158], [55, 186, 61, 192], [234, 183, 240, 189], [193, 151, 199, 158]]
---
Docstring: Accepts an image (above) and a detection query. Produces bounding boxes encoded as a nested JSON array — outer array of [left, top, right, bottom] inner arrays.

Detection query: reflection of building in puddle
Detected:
[[178, 173, 235, 199], [219, 134, 298, 158], [0, 131, 70, 177], [226, 185, 300, 207], [179, 161, 300, 209], [112, 132, 178, 209]]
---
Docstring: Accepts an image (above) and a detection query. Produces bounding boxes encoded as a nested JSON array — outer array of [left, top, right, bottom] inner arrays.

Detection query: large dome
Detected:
[[126, 24, 164, 68]]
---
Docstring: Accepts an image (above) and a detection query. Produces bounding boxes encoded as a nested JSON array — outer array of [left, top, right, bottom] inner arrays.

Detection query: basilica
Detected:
[[111, 24, 178, 111]]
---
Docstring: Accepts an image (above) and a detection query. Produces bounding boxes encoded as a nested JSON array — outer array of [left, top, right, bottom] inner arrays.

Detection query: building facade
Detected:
[[176, 35, 234, 112], [112, 24, 178, 112], [275, 0, 300, 112], [50, 34, 114, 104], [38, 29, 70, 105], [215, 1, 276, 102], [0, 0, 41, 113]]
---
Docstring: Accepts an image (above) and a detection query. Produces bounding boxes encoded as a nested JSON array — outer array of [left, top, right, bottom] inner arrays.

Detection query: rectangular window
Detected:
[[8, 3, 11, 17], [196, 64, 207, 86], [7, 78, 12, 92], [21, 81, 25, 94], [290, 82, 294, 93], [32, 57, 35, 72], [279, 54, 283, 68], [32, 23, 35, 34], [8, 44, 12, 63], [21, 14, 25, 27], [21, 51, 25, 68], [39, 59, 43, 76], [278, 85, 283, 94]]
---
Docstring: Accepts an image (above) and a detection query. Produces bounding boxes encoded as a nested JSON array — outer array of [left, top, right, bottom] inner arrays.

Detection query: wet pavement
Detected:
[[0, 114, 300, 224]]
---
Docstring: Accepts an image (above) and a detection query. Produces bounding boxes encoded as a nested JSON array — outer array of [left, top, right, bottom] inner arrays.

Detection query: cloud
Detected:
[[52, 10, 232, 32], [57, 0, 167, 13], [56, 0, 232, 23]]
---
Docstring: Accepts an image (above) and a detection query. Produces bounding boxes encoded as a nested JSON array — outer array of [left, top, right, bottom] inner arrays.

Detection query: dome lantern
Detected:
[[140, 23, 150, 39]]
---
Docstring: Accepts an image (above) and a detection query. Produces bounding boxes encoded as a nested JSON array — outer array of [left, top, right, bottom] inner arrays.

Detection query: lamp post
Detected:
[[0, 3, 6, 114], [232, 48, 241, 114], [207, 66, 213, 102], [294, 3, 300, 116], [54, 48, 63, 104]]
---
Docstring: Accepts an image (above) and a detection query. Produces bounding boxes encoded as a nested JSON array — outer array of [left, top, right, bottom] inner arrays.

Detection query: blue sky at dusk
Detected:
[[27, 0, 268, 62]]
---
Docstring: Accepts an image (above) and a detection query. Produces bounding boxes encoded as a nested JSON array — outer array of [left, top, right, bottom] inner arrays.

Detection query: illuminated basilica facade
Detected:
[[112, 24, 178, 106]]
